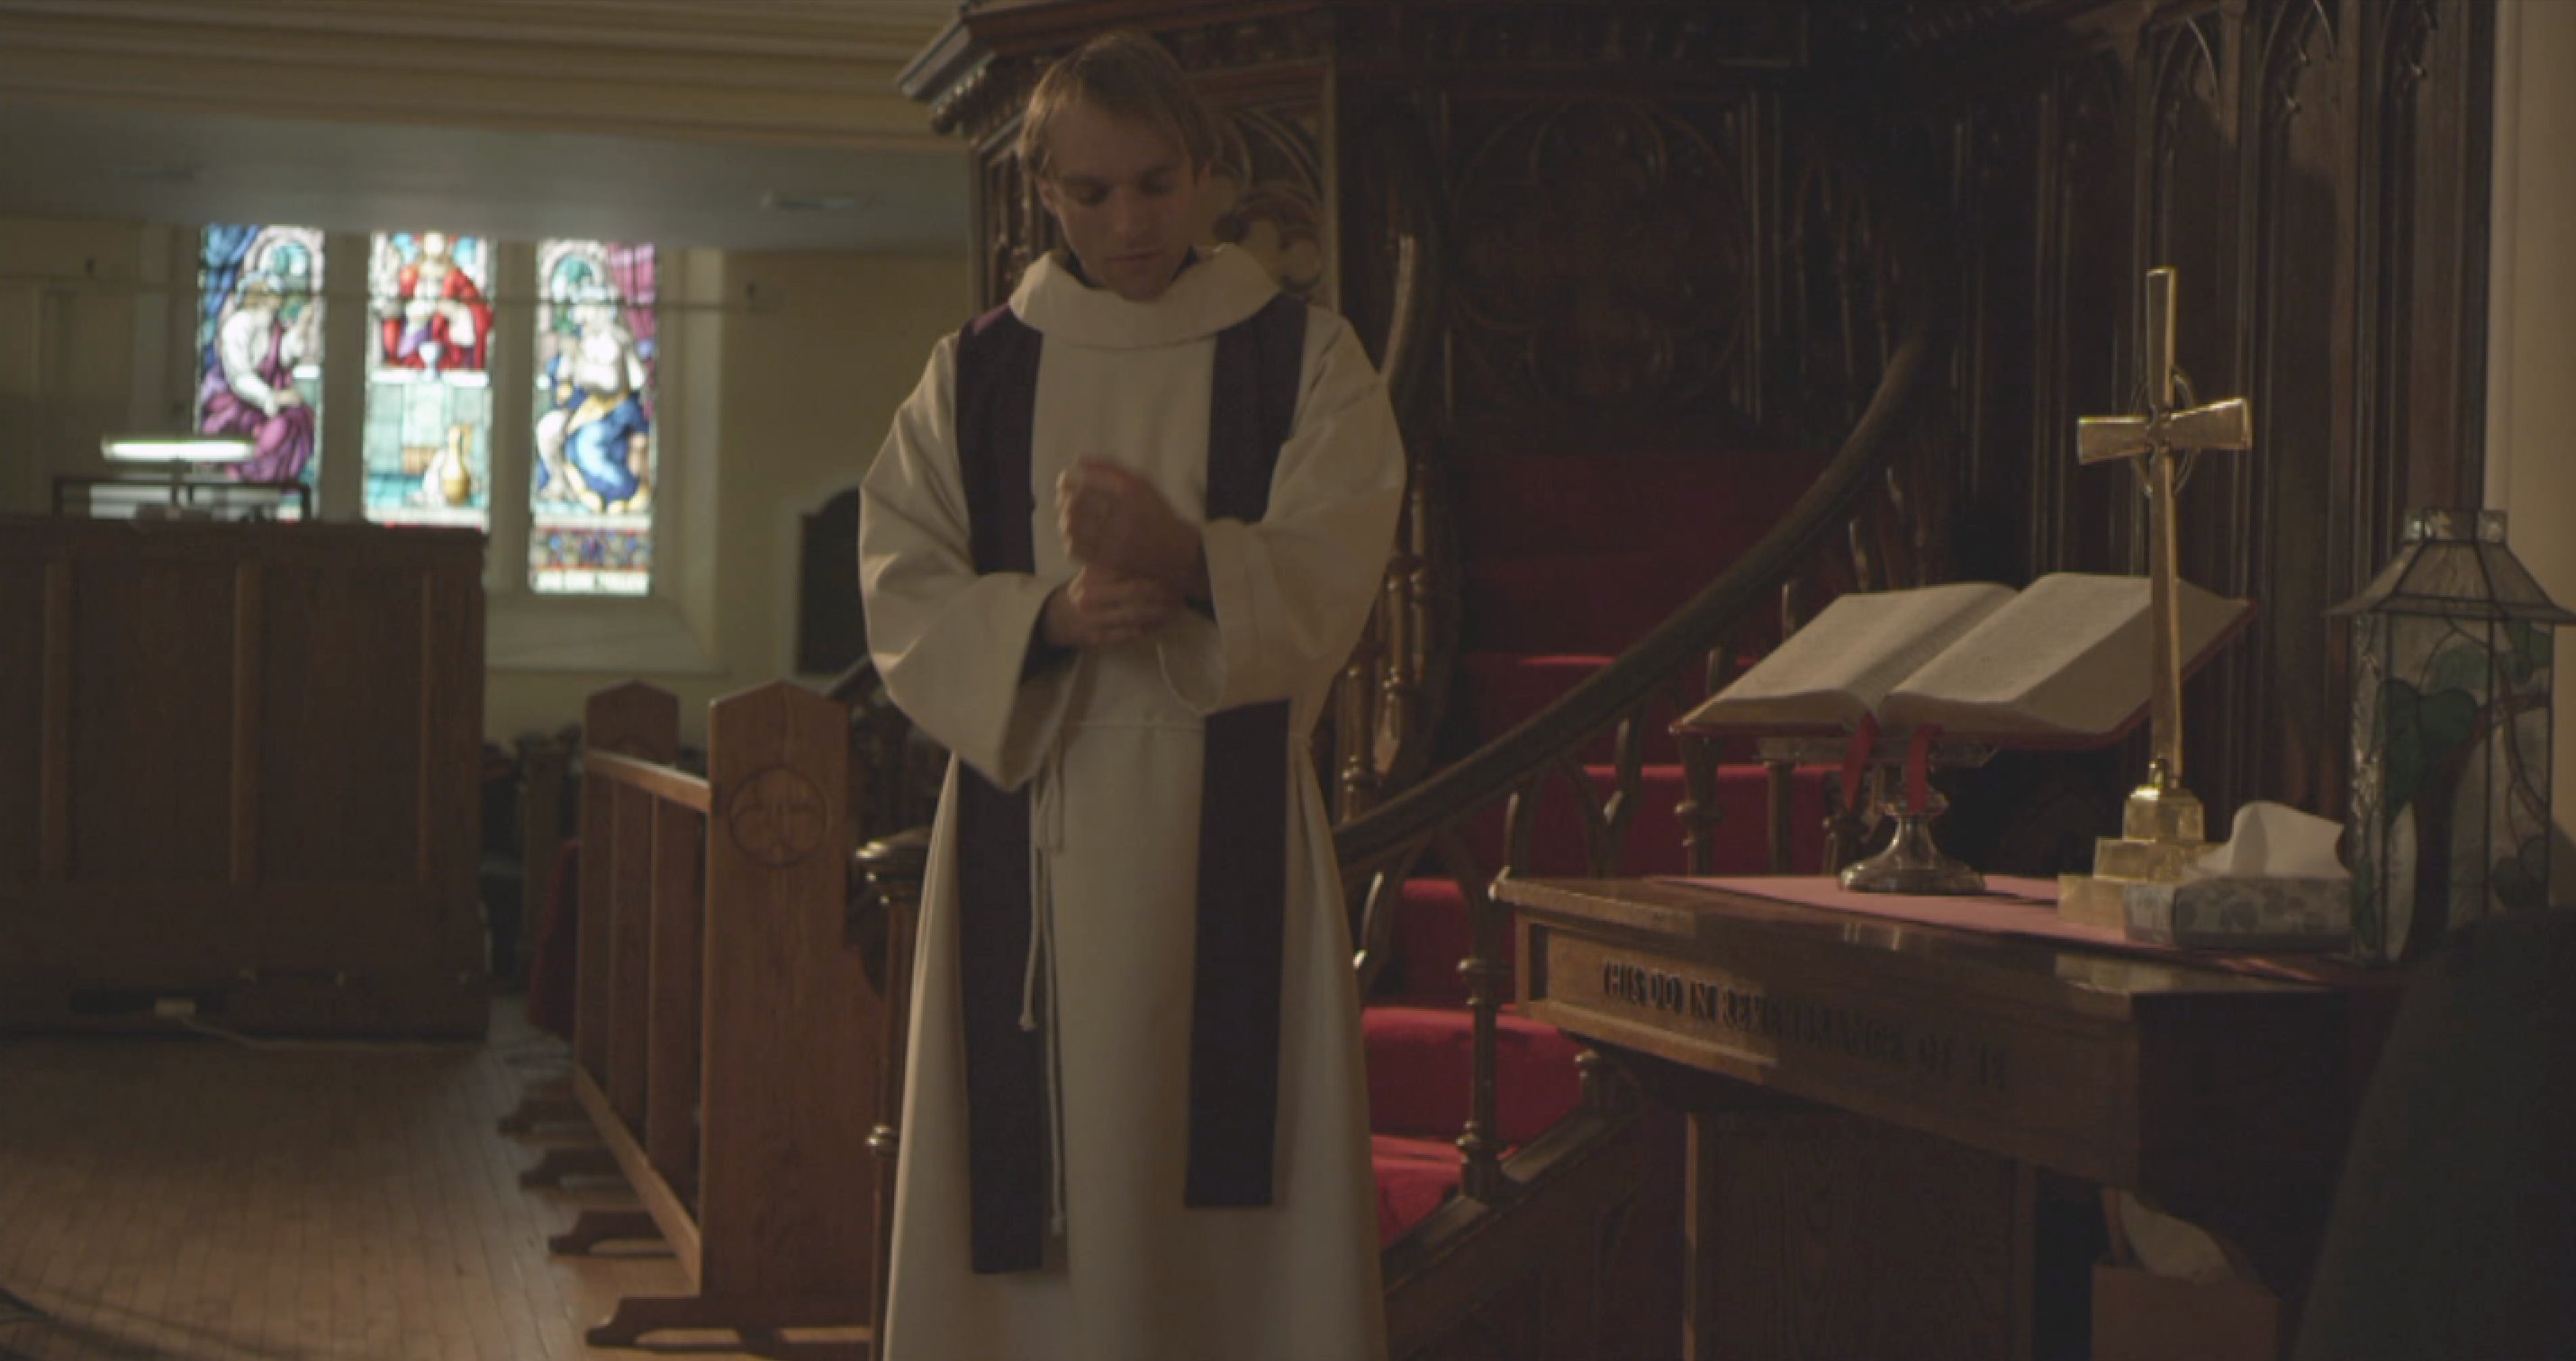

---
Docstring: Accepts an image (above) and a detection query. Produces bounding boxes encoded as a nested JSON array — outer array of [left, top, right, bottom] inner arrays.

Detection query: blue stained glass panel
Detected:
[[530, 240, 656, 595]]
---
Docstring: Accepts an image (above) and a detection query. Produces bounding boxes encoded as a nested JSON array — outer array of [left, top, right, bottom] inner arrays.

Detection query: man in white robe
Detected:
[[858, 31, 1403, 1361]]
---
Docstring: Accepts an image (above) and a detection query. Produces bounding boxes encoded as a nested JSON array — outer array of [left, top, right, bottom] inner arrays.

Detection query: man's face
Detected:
[[1035, 98, 1206, 302]]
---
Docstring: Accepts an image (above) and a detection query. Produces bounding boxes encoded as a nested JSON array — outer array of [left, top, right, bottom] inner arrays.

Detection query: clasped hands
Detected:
[[1041, 458, 1209, 649]]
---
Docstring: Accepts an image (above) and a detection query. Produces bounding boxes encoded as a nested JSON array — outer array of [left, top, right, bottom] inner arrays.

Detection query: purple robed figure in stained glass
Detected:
[[197, 226, 322, 484], [199, 309, 317, 482]]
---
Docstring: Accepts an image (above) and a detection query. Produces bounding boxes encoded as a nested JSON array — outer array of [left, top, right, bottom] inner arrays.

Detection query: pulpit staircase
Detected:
[[1328, 316, 1948, 1356], [1351, 443, 1846, 1246]]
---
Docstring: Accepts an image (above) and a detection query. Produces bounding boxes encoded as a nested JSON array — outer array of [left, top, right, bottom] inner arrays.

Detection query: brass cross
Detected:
[[2075, 266, 2252, 797]]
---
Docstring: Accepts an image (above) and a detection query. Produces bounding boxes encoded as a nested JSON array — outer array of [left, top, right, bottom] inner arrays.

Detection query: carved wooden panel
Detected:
[[2248, 0, 2357, 814], [1889, 0, 2492, 828], [1447, 95, 1763, 445], [2044, 54, 2138, 581], [1202, 92, 1335, 305], [1334, 86, 1449, 395]]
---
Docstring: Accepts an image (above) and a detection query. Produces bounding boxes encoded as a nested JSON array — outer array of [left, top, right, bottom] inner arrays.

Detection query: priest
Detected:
[[858, 30, 1404, 1361]]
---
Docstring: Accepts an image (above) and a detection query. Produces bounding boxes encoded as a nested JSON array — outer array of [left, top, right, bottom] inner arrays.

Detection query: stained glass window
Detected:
[[195, 225, 325, 510], [530, 240, 656, 595], [362, 231, 496, 528]]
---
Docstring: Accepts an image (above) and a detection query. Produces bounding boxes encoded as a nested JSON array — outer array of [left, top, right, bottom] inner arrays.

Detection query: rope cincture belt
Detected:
[[951, 293, 1307, 1274]]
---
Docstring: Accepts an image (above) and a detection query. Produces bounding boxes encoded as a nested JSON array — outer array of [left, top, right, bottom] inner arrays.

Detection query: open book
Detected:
[[1677, 572, 2255, 745]]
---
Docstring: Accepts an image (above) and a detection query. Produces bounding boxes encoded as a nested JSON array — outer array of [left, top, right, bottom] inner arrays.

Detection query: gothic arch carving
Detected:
[[1450, 97, 1752, 421]]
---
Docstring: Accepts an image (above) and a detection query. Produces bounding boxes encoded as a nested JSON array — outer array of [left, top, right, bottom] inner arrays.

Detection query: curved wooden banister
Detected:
[[586, 751, 713, 814], [823, 657, 876, 705], [1333, 324, 1936, 879], [1325, 318, 1942, 1206]]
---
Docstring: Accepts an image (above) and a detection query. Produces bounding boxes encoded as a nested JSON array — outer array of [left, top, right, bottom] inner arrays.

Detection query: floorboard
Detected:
[[0, 1000, 863, 1361]]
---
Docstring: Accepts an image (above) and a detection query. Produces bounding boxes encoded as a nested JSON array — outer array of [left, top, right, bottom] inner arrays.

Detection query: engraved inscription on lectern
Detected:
[[1593, 952, 2013, 1095], [1531, 926, 2126, 1170]]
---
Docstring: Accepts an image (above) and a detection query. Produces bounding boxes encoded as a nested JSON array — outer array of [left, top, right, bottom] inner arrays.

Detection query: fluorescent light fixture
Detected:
[[762, 190, 867, 212], [102, 435, 254, 464], [108, 165, 198, 185]]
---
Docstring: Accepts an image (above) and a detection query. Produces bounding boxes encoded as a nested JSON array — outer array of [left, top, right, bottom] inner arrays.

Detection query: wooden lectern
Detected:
[[1500, 874, 2395, 1360]]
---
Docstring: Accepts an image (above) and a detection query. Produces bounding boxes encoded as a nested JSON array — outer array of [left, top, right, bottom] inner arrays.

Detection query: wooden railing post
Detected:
[[576, 684, 678, 1088], [1457, 879, 1509, 1204], [1336, 609, 1383, 821], [1677, 733, 1722, 877], [644, 798, 705, 1196], [513, 733, 573, 977], [855, 826, 930, 1355], [696, 682, 870, 1309]]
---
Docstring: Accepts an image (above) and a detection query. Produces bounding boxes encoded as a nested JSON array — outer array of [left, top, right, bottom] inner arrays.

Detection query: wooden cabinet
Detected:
[[0, 517, 488, 1036]]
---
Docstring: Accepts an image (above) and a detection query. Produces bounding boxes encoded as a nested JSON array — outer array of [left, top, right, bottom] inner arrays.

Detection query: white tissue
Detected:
[[2191, 800, 2348, 880], [2113, 1191, 2242, 1284]]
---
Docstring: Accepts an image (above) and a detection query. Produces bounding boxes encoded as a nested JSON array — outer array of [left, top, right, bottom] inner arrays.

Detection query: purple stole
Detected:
[[950, 291, 1307, 1275]]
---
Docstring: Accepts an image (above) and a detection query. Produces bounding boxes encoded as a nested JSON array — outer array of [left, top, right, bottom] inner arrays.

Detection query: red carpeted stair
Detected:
[[1363, 447, 1836, 1245]]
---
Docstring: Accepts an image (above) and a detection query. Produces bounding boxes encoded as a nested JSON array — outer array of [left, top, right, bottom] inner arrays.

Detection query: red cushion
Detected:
[[1461, 651, 1621, 754], [1460, 451, 1823, 560], [1372, 1134, 1463, 1247], [1458, 450, 1824, 655], [1466, 550, 1709, 656], [1387, 878, 1482, 1008], [1364, 1005, 1585, 1145]]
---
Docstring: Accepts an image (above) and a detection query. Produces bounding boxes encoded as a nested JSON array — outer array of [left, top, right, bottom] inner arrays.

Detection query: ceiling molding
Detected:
[[0, 0, 955, 59], [0, 0, 956, 148]]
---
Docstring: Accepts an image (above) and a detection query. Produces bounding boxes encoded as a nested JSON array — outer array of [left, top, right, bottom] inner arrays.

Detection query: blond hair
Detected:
[[1018, 31, 1225, 181]]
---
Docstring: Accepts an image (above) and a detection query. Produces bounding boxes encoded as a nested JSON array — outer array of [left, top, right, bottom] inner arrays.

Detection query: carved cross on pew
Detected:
[[2076, 266, 2253, 799]]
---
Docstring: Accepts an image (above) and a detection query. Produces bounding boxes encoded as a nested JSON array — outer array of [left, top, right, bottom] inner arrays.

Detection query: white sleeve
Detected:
[[1155, 311, 1406, 714], [859, 336, 1078, 791], [219, 311, 284, 416]]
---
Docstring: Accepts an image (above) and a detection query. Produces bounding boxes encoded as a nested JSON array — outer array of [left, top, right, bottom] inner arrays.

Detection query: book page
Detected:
[[1677, 581, 2017, 731], [1878, 572, 2249, 739]]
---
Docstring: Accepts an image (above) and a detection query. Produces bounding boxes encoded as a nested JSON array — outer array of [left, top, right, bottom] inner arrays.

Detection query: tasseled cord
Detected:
[[1019, 736, 1071, 1237]]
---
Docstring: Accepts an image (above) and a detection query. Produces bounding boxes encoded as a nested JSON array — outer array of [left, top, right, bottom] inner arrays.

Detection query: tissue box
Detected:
[[2092, 1264, 2281, 1361], [2122, 876, 2349, 950]]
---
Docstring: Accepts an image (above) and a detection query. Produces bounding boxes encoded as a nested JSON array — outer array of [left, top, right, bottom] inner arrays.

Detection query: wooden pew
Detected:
[[525, 680, 890, 1356]]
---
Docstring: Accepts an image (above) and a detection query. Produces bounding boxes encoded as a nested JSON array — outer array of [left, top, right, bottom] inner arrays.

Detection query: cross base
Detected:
[[2056, 784, 2211, 929]]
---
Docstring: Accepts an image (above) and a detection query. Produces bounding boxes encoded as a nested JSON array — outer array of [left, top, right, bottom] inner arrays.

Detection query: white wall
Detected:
[[0, 219, 158, 513], [481, 248, 972, 744]]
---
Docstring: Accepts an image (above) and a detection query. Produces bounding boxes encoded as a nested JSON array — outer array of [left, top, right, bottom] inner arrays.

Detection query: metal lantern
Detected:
[[2332, 509, 2574, 964]]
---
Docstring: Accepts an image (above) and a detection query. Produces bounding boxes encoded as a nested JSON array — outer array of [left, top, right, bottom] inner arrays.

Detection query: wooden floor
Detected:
[[0, 999, 859, 1361]]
